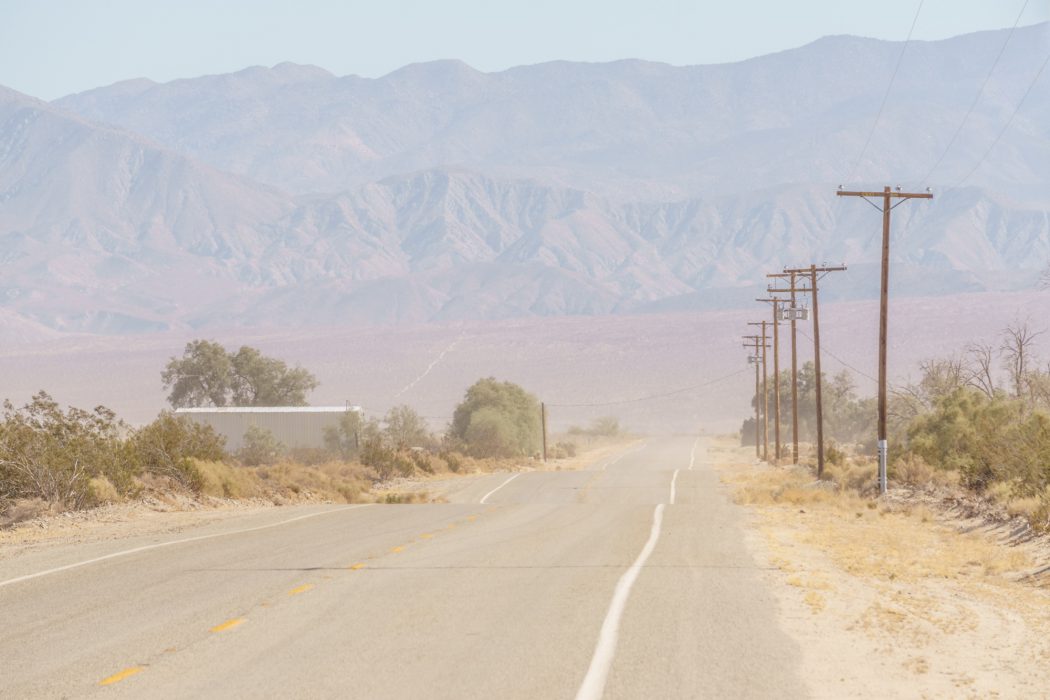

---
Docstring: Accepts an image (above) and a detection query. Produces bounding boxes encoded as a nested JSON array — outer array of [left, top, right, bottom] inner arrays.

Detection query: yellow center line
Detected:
[[389, 545, 405, 553], [466, 515, 478, 522], [210, 618, 246, 633], [418, 533, 434, 539], [99, 666, 144, 686], [288, 584, 314, 596], [446, 523, 457, 529], [348, 562, 366, 570]]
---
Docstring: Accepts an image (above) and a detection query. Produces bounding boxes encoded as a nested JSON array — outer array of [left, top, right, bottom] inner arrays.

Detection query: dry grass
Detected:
[[713, 439, 1050, 699], [723, 455, 1036, 585]]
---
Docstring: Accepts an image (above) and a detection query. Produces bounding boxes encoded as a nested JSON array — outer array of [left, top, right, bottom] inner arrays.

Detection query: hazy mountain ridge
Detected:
[[1, 26, 1048, 336], [55, 25, 1050, 197]]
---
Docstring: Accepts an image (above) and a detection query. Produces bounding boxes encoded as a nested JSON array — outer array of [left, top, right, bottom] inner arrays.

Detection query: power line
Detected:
[[796, 328, 878, 383], [546, 367, 750, 408], [943, 45, 1050, 194], [843, 0, 925, 183], [918, 0, 1031, 185]]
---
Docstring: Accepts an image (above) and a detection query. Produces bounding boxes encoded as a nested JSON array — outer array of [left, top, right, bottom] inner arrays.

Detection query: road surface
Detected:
[[0, 436, 806, 698]]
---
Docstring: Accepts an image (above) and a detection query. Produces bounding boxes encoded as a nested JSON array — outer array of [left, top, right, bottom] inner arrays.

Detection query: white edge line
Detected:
[[601, 441, 647, 472], [479, 473, 520, 504], [688, 436, 700, 471], [669, 470, 679, 505], [0, 504, 373, 589], [575, 503, 666, 700]]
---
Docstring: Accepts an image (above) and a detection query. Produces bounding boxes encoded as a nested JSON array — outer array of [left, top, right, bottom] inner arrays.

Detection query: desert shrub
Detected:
[[287, 447, 333, 465], [409, 449, 434, 474], [552, 441, 577, 459], [441, 451, 463, 473], [0, 392, 135, 508], [449, 378, 541, 458], [131, 412, 227, 491], [892, 453, 935, 487], [193, 459, 261, 498], [238, 426, 285, 466], [905, 388, 1050, 492], [383, 405, 431, 449], [825, 441, 845, 467], [323, 410, 365, 460]]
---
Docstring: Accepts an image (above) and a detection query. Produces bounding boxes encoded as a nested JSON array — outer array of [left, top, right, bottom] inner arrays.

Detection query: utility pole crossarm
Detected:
[[836, 190, 932, 200], [782, 265, 847, 274]]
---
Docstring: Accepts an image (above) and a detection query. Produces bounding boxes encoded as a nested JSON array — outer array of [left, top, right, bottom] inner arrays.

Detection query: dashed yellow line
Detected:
[[99, 666, 143, 686], [288, 584, 314, 596], [418, 533, 434, 540], [390, 545, 405, 553], [210, 618, 246, 633], [349, 562, 366, 570]]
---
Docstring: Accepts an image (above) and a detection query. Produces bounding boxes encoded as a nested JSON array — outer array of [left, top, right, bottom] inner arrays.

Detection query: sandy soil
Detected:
[[712, 441, 1050, 700]]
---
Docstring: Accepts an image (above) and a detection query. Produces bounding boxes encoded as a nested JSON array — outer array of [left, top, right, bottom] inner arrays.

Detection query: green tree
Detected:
[[229, 346, 318, 406], [162, 340, 318, 408], [449, 378, 541, 458], [383, 405, 430, 449], [161, 340, 233, 408]]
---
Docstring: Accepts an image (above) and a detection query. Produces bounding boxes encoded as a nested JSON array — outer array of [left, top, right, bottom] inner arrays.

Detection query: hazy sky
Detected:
[[2, 0, 1047, 100]]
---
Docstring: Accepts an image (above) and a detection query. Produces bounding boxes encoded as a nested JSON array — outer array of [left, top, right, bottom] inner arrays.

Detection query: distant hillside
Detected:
[[0, 26, 1047, 336], [56, 25, 1050, 197]]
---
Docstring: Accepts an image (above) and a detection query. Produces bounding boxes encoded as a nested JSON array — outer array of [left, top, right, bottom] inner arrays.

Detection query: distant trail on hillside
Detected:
[[394, 336, 463, 399]]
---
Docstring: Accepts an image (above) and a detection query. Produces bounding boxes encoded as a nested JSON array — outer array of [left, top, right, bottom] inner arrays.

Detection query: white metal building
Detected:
[[175, 406, 363, 451]]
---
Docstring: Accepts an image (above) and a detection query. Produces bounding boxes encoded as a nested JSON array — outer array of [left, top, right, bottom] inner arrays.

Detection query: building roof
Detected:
[[174, 406, 362, 414]]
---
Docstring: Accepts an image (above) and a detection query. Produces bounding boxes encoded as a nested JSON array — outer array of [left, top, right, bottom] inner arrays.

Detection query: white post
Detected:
[[877, 439, 888, 495]]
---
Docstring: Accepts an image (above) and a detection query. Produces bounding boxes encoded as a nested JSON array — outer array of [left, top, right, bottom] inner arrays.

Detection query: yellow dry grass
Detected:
[[722, 454, 1034, 585], [712, 439, 1050, 698]]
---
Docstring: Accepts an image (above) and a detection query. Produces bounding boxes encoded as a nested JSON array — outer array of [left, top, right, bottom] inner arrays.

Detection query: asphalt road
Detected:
[[0, 436, 806, 699]]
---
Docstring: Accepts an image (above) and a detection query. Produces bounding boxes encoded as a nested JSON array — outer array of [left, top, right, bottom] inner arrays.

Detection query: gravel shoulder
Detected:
[[712, 441, 1050, 700]]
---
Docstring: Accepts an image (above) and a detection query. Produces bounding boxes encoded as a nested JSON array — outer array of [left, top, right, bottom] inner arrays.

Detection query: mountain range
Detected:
[[1, 23, 1047, 336]]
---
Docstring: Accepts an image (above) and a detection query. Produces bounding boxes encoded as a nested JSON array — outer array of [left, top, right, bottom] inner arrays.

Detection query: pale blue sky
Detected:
[[2, 0, 1047, 100]]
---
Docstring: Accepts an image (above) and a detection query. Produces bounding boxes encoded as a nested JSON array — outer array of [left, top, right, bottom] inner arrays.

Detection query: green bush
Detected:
[[449, 378, 541, 458], [132, 412, 227, 491], [237, 426, 285, 467], [906, 388, 1050, 493], [0, 392, 135, 508]]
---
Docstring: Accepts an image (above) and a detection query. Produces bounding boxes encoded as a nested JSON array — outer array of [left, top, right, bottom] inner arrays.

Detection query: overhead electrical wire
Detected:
[[842, 0, 925, 184], [795, 328, 879, 384], [546, 367, 750, 408], [918, 0, 1032, 185], [942, 45, 1050, 194]]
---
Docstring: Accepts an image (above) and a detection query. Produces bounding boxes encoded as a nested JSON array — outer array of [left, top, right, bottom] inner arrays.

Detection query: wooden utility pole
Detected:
[[541, 402, 548, 462], [768, 272, 800, 464], [781, 265, 847, 480], [747, 321, 770, 461], [837, 186, 931, 493], [756, 298, 784, 462], [743, 336, 768, 458]]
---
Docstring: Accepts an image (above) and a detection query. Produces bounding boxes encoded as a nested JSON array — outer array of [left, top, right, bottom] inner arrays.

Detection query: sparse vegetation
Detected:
[[738, 321, 1050, 532], [0, 375, 567, 525]]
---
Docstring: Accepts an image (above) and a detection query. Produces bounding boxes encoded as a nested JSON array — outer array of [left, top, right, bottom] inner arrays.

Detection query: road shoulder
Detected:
[[711, 441, 1050, 700]]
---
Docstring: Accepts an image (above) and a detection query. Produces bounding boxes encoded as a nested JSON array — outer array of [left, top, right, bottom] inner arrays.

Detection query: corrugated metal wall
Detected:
[[178, 411, 353, 452]]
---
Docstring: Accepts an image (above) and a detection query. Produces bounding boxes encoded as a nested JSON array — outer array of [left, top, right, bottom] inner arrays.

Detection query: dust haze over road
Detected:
[[0, 437, 805, 699]]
